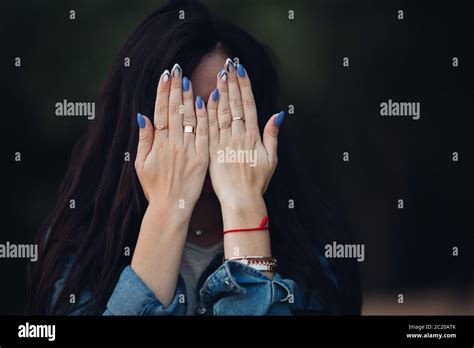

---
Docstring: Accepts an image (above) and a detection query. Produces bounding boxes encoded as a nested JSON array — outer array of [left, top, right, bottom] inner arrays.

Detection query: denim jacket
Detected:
[[51, 251, 341, 316]]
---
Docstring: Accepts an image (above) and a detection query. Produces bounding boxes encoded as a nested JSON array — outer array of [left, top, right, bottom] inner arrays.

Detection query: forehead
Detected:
[[191, 49, 227, 101]]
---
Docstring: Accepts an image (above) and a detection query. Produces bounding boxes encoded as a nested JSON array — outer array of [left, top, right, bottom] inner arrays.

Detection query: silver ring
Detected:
[[183, 125, 195, 133]]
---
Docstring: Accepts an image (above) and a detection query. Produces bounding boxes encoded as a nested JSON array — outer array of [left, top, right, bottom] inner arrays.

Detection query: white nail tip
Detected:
[[172, 63, 181, 77], [163, 70, 170, 82], [219, 70, 227, 81]]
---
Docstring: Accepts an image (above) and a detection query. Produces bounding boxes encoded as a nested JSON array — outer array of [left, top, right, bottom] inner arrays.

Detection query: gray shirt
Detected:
[[179, 241, 224, 315]]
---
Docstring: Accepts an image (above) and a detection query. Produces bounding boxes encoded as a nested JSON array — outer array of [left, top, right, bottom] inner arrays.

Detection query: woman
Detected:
[[26, 0, 361, 315]]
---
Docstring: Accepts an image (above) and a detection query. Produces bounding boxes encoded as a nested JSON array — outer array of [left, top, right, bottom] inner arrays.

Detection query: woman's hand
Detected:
[[135, 66, 209, 215], [206, 59, 285, 264], [207, 59, 284, 207], [132, 64, 209, 306]]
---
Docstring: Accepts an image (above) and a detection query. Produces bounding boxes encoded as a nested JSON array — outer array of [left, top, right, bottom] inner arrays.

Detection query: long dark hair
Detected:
[[26, 0, 361, 315]]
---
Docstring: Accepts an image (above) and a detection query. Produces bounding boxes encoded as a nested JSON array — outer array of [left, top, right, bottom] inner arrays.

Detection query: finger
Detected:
[[236, 63, 259, 136], [225, 58, 245, 137], [217, 68, 231, 143], [168, 63, 184, 143], [195, 96, 209, 157], [182, 76, 196, 148], [207, 87, 219, 147], [153, 69, 171, 139], [135, 113, 154, 170], [263, 111, 285, 164]]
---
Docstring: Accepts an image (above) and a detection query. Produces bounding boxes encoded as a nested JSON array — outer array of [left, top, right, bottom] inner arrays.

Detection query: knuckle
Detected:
[[218, 83, 228, 92], [157, 103, 168, 114], [219, 120, 231, 130], [171, 79, 182, 89], [168, 141, 182, 153], [169, 102, 181, 114], [268, 128, 279, 139], [208, 102, 217, 111], [230, 97, 243, 110], [183, 112, 196, 123], [220, 106, 231, 117], [139, 132, 151, 142], [239, 78, 251, 88], [230, 97, 242, 108], [208, 116, 218, 127], [158, 83, 169, 93], [158, 83, 169, 96], [197, 125, 208, 136], [243, 98, 256, 108]]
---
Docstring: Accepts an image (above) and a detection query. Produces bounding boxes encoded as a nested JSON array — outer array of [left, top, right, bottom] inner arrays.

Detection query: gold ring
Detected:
[[232, 116, 245, 121], [156, 125, 168, 130], [184, 125, 195, 133]]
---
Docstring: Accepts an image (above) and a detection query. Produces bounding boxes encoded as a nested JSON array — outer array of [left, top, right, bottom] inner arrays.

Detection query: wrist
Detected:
[[220, 194, 267, 231], [140, 203, 191, 241], [147, 198, 194, 224]]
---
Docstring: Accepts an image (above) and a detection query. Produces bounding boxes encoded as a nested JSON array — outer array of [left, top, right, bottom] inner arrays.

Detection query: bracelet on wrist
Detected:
[[223, 216, 269, 235], [226, 256, 278, 272]]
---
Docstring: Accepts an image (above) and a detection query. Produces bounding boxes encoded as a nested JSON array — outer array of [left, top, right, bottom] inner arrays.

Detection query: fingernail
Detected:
[[212, 88, 219, 101], [163, 69, 170, 82], [225, 58, 235, 73], [137, 113, 146, 129], [237, 64, 245, 77], [196, 96, 203, 109], [183, 76, 190, 91], [172, 63, 182, 78], [219, 69, 227, 82], [274, 111, 285, 126]]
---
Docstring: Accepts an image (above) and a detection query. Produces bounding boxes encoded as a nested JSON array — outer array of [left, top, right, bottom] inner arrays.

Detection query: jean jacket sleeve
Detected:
[[198, 255, 342, 316], [50, 259, 186, 315], [199, 260, 296, 315], [103, 266, 186, 315]]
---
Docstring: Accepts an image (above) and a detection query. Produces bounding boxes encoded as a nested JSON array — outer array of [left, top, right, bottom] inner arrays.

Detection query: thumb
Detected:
[[135, 112, 154, 171], [263, 111, 285, 163]]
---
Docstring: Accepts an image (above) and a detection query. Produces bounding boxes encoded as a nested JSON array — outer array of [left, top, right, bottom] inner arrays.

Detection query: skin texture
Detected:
[[131, 49, 282, 306]]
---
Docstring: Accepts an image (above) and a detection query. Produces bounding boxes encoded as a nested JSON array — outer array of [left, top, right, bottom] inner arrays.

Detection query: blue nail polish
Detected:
[[237, 64, 245, 77], [182, 76, 190, 91], [196, 96, 203, 109], [212, 88, 219, 102], [137, 113, 146, 129], [274, 111, 285, 126]]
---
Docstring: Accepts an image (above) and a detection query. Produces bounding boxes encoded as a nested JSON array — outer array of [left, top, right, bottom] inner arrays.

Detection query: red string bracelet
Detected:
[[223, 216, 269, 235]]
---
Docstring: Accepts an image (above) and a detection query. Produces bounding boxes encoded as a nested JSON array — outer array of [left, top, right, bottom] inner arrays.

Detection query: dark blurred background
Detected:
[[1, 0, 473, 314]]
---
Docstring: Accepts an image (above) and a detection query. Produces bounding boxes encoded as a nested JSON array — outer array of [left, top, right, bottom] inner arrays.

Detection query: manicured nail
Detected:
[[274, 111, 285, 126], [212, 88, 219, 101], [172, 63, 181, 78], [224, 58, 235, 73], [163, 69, 170, 82], [196, 96, 203, 109], [137, 113, 146, 129], [219, 69, 227, 82], [237, 64, 245, 77], [183, 76, 190, 91]]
